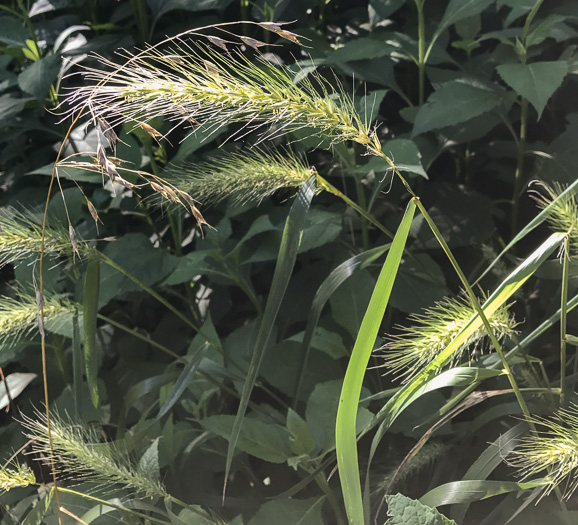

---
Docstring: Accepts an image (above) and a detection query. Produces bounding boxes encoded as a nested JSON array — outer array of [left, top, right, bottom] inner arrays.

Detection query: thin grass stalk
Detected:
[[511, 98, 528, 237], [561, 235, 570, 407]]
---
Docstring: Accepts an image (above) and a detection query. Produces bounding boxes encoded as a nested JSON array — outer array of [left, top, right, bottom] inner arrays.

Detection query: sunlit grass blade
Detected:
[[293, 244, 391, 405], [224, 175, 316, 497], [335, 198, 416, 525], [365, 232, 565, 496], [419, 479, 549, 508], [83, 258, 100, 408]]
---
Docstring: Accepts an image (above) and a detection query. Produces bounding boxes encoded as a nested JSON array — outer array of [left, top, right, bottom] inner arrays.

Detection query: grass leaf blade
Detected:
[[83, 257, 100, 408], [224, 175, 317, 497], [336, 198, 416, 525]]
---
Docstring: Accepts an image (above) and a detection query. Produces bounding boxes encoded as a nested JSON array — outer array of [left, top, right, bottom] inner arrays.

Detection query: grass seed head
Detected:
[[382, 294, 517, 381], [168, 148, 325, 206], [0, 463, 35, 492], [510, 405, 578, 499]]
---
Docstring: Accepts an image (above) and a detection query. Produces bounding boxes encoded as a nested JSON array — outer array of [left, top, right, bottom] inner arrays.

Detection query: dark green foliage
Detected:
[[1, 1, 578, 524]]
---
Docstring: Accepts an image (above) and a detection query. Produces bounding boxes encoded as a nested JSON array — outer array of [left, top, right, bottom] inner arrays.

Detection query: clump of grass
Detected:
[[531, 182, 578, 255], [510, 405, 578, 499], [0, 463, 35, 492], [65, 41, 382, 154], [382, 294, 517, 380], [168, 147, 328, 206], [23, 412, 167, 499], [0, 293, 75, 347]]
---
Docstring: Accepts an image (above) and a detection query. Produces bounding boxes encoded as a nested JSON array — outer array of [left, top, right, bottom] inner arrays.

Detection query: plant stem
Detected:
[[511, 98, 528, 238], [560, 235, 570, 407], [415, 0, 426, 105]]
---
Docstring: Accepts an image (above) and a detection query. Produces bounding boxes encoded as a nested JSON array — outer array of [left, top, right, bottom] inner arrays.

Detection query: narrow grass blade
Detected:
[[451, 423, 528, 523], [336, 198, 416, 525], [420, 479, 549, 508], [83, 257, 100, 408], [224, 175, 316, 497], [367, 232, 565, 486], [293, 244, 391, 405], [475, 178, 578, 284], [72, 312, 82, 419], [156, 343, 206, 420]]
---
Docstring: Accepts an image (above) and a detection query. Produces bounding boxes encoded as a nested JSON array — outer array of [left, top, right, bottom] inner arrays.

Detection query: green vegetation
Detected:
[[1, 1, 578, 524]]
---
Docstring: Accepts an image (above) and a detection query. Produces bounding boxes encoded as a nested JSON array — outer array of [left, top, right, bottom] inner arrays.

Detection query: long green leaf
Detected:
[[224, 175, 316, 495], [336, 198, 416, 525], [83, 257, 100, 408], [293, 244, 391, 404], [420, 479, 549, 508], [366, 232, 564, 484]]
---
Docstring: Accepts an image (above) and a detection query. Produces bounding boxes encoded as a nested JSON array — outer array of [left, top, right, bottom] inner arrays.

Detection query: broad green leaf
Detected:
[[369, 0, 405, 20], [0, 16, 28, 47], [17, 54, 61, 100], [138, 438, 160, 483], [0, 373, 36, 410], [329, 269, 376, 339], [413, 79, 504, 135], [287, 408, 316, 456], [306, 380, 373, 454], [224, 176, 316, 490], [420, 479, 548, 508], [336, 199, 416, 525], [386, 493, 457, 525], [98, 233, 179, 307], [356, 89, 388, 125], [390, 253, 446, 313], [434, 0, 495, 41], [248, 497, 325, 525], [497, 61, 569, 118], [83, 257, 100, 408], [204, 415, 293, 463], [0, 94, 30, 126]]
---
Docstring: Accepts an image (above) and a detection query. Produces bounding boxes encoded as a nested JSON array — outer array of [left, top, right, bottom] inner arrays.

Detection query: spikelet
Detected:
[[0, 463, 35, 492], [23, 411, 167, 499], [531, 182, 578, 255], [168, 148, 328, 206], [510, 404, 578, 499], [0, 293, 75, 348], [382, 294, 517, 381]]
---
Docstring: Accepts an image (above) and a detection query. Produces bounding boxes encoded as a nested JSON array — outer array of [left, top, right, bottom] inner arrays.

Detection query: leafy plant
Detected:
[[1, 2, 578, 525]]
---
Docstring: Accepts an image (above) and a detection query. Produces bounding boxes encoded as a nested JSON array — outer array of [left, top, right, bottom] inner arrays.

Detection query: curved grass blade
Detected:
[[451, 423, 528, 523], [420, 479, 549, 508], [293, 244, 391, 405], [336, 198, 416, 525], [224, 175, 316, 497], [366, 232, 565, 496], [475, 178, 578, 284], [83, 257, 100, 408]]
